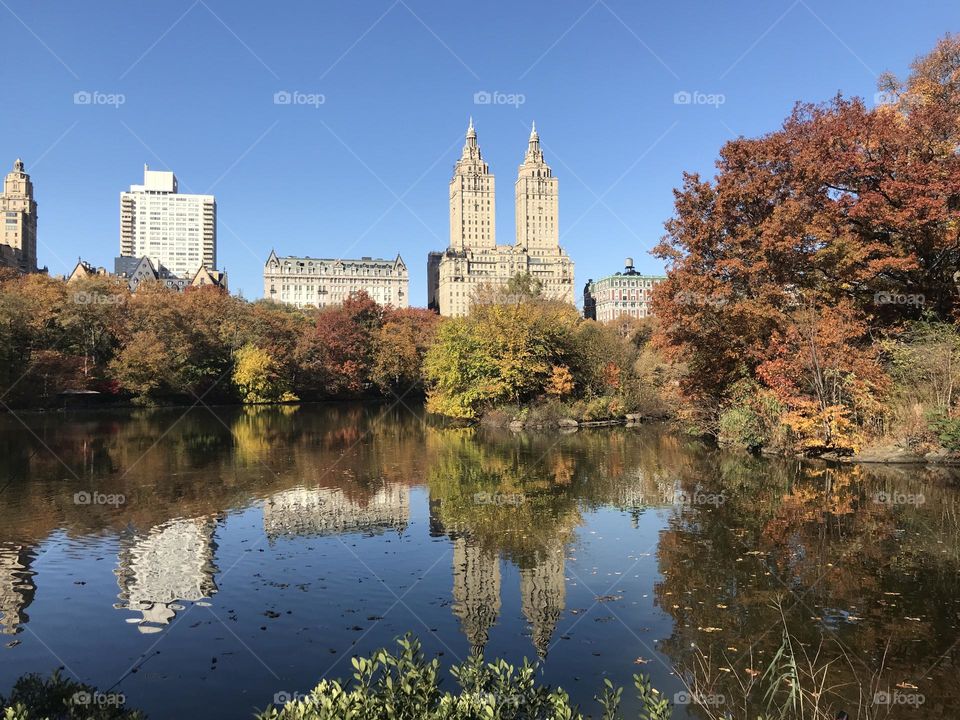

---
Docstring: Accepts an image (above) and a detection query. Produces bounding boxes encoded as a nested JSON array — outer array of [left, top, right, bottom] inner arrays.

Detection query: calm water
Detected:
[[0, 403, 958, 719]]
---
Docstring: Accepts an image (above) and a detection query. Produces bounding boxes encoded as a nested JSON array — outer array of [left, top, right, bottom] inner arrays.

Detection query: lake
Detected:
[[0, 403, 958, 718]]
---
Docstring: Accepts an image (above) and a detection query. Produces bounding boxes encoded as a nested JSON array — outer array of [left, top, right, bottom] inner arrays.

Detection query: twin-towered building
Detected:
[[428, 120, 575, 317]]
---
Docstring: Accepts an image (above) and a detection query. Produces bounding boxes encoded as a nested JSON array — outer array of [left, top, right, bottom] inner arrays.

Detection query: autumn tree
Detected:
[[652, 35, 960, 447], [233, 343, 297, 404], [370, 308, 441, 397], [295, 291, 384, 397]]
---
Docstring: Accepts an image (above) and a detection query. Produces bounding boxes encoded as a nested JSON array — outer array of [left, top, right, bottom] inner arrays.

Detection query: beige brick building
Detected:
[[264, 251, 409, 309], [1, 159, 38, 273], [429, 121, 574, 316], [583, 259, 665, 322]]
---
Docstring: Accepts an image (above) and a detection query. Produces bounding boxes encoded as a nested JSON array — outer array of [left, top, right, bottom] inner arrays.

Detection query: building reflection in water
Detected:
[[451, 536, 501, 654], [0, 544, 36, 635], [519, 541, 566, 658], [448, 534, 567, 658], [262, 485, 410, 539], [114, 517, 220, 634]]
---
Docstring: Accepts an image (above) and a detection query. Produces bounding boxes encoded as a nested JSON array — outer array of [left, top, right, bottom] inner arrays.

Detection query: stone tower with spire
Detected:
[[450, 118, 496, 251], [1, 159, 38, 273], [515, 122, 559, 254]]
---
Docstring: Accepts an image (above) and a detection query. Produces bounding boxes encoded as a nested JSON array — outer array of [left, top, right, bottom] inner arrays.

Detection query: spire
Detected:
[[524, 121, 544, 165], [465, 117, 477, 148], [459, 118, 484, 164]]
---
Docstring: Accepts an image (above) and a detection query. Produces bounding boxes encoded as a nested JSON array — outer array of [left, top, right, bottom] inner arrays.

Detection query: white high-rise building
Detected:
[[120, 165, 216, 278]]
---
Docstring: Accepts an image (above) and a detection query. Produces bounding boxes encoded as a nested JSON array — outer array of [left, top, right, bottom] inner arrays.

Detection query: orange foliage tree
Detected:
[[652, 35, 960, 449]]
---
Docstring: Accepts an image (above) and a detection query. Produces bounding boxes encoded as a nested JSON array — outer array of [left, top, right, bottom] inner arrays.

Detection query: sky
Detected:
[[2, 1, 957, 305]]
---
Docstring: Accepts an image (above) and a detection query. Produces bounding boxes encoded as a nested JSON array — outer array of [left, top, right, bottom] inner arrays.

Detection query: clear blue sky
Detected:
[[2, 1, 956, 304]]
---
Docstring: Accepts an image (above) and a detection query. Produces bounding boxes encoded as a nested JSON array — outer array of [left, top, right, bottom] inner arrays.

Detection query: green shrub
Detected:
[[718, 405, 765, 450], [0, 670, 144, 719], [581, 397, 615, 422], [927, 411, 960, 451], [257, 635, 671, 720]]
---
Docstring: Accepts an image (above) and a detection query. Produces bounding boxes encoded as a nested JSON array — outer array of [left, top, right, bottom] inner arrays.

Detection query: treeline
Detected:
[[0, 270, 663, 419], [651, 34, 960, 455], [423, 278, 666, 421], [0, 269, 440, 408]]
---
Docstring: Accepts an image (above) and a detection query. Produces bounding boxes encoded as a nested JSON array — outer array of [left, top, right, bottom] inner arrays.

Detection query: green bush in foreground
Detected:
[[0, 670, 143, 720], [256, 635, 670, 720]]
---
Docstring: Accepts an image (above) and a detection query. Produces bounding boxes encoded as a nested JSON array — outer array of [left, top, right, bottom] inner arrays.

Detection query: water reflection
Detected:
[[0, 404, 957, 718], [263, 486, 410, 540], [114, 517, 220, 633], [0, 544, 36, 635]]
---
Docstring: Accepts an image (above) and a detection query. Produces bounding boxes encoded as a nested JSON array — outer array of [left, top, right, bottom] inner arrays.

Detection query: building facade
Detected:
[[264, 251, 409, 309], [66, 256, 227, 293], [1, 159, 38, 273], [583, 258, 665, 323], [120, 165, 216, 279], [429, 121, 574, 317]]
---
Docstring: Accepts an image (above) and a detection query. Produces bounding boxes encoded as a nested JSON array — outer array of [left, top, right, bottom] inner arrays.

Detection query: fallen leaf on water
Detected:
[[595, 594, 623, 603]]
